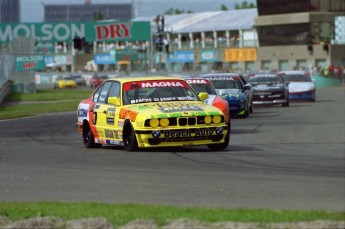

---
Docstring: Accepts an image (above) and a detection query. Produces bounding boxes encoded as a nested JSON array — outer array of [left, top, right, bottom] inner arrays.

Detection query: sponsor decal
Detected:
[[118, 120, 124, 126], [123, 80, 188, 91], [164, 127, 216, 138], [158, 105, 204, 113], [141, 81, 184, 88], [104, 129, 121, 139], [186, 79, 209, 85], [78, 108, 88, 117], [106, 108, 116, 125], [105, 140, 123, 145], [130, 98, 152, 104], [119, 108, 138, 121]]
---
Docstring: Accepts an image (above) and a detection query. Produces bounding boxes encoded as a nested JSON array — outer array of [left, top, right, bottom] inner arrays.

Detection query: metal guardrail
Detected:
[[0, 80, 12, 104]]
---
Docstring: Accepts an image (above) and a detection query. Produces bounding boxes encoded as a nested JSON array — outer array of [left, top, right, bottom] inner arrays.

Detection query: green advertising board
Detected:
[[0, 21, 151, 44], [15, 55, 45, 71], [115, 49, 139, 61]]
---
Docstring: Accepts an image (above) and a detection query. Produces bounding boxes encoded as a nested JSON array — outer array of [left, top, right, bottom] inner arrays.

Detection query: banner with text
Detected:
[[0, 21, 151, 43], [15, 55, 45, 71], [224, 48, 257, 62]]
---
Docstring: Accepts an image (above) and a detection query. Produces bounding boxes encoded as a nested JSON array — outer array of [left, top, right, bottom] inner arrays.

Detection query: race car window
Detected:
[[210, 80, 241, 89], [108, 82, 120, 98], [94, 81, 112, 104], [122, 80, 199, 105]]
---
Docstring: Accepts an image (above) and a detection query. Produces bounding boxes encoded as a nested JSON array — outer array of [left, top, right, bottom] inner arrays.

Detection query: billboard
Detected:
[[0, 21, 151, 44]]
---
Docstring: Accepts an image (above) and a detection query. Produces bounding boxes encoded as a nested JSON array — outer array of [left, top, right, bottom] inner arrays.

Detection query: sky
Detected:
[[20, 0, 256, 22]]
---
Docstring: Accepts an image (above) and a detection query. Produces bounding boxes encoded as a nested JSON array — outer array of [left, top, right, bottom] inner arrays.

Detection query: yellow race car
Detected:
[[76, 76, 229, 151], [54, 74, 78, 89]]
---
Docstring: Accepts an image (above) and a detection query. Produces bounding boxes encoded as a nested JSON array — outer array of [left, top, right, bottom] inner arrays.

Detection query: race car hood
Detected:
[[216, 88, 241, 95], [216, 89, 243, 99], [252, 83, 285, 91], [288, 82, 315, 93], [125, 101, 223, 119]]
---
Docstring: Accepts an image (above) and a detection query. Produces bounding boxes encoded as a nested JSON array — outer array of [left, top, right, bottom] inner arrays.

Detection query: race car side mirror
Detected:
[[198, 92, 209, 101], [108, 97, 121, 106]]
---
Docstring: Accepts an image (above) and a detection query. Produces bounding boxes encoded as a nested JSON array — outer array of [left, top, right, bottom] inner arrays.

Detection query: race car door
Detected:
[[92, 81, 122, 143]]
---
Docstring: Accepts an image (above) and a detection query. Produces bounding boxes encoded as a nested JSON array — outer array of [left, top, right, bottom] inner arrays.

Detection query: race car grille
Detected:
[[148, 135, 223, 145], [144, 116, 224, 127]]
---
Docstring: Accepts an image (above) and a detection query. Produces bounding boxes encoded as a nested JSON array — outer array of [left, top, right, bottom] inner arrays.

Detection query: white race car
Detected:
[[278, 70, 316, 102]]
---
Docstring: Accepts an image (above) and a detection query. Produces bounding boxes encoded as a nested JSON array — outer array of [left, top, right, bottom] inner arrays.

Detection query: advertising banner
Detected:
[[94, 53, 116, 64], [0, 21, 151, 43], [169, 51, 195, 63], [44, 55, 73, 66], [225, 48, 257, 62], [115, 49, 139, 61], [15, 55, 45, 71], [200, 50, 220, 62]]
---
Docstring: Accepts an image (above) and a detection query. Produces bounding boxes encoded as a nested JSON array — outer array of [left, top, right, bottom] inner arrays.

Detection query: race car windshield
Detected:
[[210, 80, 241, 89], [189, 83, 217, 95], [247, 76, 283, 83], [123, 80, 199, 105], [282, 74, 311, 82]]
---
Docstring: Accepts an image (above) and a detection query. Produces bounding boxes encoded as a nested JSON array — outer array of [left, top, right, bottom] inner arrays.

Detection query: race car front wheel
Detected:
[[123, 122, 138, 151], [83, 122, 101, 148]]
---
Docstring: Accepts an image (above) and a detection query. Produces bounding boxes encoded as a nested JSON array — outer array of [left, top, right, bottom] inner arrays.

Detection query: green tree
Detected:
[[164, 8, 193, 15], [234, 1, 256, 9], [93, 11, 103, 21], [221, 4, 228, 11]]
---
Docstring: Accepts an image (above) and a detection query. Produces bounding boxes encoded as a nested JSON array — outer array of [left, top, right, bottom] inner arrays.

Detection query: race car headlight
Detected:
[[213, 115, 221, 124], [204, 116, 212, 124], [150, 118, 159, 127], [152, 130, 161, 138], [160, 118, 169, 127]]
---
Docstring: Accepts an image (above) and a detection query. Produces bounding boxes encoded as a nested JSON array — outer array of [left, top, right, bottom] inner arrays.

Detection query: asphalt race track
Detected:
[[0, 87, 344, 212]]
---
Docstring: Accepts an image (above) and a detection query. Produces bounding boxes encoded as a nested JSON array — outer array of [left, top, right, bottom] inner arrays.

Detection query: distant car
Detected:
[[71, 74, 86, 87], [185, 77, 231, 141], [202, 73, 254, 113], [90, 74, 109, 88], [54, 74, 77, 89], [246, 73, 289, 107], [278, 70, 316, 102], [76, 76, 229, 151], [200, 74, 251, 118]]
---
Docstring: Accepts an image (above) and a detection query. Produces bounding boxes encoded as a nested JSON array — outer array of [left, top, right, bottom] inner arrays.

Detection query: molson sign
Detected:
[[0, 21, 150, 44]]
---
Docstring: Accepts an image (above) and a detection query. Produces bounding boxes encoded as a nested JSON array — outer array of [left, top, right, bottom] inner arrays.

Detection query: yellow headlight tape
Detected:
[[150, 118, 159, 127], [204, 116, 212, 124], [160, 118, 169, 127], [213, 115, 221, 124]]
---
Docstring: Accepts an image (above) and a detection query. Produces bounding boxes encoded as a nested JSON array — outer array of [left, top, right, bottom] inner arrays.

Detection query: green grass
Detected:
[[0, 202, 344, 227], [0, 89, 93, 120], [4, 89, 93, 102]]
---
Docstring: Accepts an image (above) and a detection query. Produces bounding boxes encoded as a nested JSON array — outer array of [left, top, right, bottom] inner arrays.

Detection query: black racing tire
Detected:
[[282, 98, 290, 107], [123, 122, 138, 151], [82, 122, 101, 148], [249, 101, 254, 113], [241, 103, 249, 118], [207, 123, 230, 151]]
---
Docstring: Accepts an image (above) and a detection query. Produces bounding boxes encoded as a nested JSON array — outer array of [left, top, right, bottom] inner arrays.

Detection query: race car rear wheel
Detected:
[[83, 122, 100, 148], [207, 123, 230, 151], [123, 122, 138, 151]]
